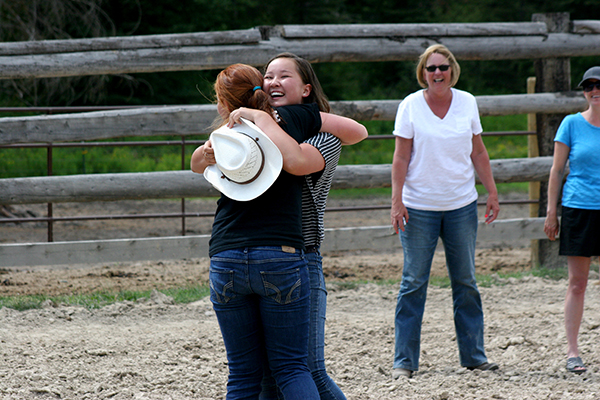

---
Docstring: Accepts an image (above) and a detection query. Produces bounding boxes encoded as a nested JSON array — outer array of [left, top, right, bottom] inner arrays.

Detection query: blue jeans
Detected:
[[210, 247, 319, 400], [259, 250, 346, 400], [393, 201, 488, 371], [306, 250, 346, 400]]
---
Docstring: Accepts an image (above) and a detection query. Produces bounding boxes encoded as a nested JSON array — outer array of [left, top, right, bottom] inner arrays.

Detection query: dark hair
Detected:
[[264, 52, 331, 113], [214, 63, 273, 125]]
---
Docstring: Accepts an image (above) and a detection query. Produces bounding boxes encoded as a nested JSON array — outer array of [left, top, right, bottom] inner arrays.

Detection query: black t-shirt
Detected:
[[209, 103, 321, 257]]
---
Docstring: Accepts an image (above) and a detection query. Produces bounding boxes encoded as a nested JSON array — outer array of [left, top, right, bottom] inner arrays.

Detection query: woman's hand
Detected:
[[544, 212, 560, 241], [390, 202, 409, 234], [202, 140, 215, 165], [227, 107, 267, 128], [190, 140, 215, 174], [484, 193, 500, 224]]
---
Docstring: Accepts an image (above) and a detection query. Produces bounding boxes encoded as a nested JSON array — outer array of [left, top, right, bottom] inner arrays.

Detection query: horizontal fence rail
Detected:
[[0, 158, 556, 205], [0, 21, 598, 79], [0, 131, 537, 230], [0, 93, 588, 145], [1, 15, 595, 267], [0, 218, 549, 268]]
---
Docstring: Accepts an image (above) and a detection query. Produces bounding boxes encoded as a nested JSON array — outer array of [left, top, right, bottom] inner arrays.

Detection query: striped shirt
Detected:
[[302, 132, 342, 248]]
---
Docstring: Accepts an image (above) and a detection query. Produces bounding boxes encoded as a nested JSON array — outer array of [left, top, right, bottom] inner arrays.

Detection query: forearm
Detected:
[[320, 112, 368, 145], [251, 112, 329, 175], [391, 152, 410, 232], [235, 110, 311, 171], [472, 152, 498, 197], [391, 137, 411, 205], [190, 144, 210, 174], [546, 141, 569, 217], [546, 167, 564, 216], [391, 163, 407, 207]]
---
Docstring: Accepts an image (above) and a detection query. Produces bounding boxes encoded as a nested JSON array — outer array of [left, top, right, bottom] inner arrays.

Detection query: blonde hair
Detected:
[[416, 44, 461, 89]]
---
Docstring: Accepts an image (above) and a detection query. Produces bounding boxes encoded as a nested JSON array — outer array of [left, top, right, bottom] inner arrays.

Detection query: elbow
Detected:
[[190, 162, 205, 174], [282, 157, 306, 176], [354, 125, 369, 143], [359, 124, 368, 138], [342, 125, 369, 145], [359, 125, 369, 141], [190, 153, 206, 174]]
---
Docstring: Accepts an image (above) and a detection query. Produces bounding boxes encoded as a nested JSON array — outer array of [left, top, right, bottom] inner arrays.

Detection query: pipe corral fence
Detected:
[[0, 13, 597, 268]]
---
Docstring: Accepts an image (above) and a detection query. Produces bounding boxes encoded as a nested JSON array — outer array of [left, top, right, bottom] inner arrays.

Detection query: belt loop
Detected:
[[305, 246, 318, 253]]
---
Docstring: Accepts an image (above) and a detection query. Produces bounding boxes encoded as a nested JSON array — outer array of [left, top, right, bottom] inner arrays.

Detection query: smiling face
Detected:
[[263, 58, 312, 107], [423, 53, 452, 91], [583, 79, 600, 107]]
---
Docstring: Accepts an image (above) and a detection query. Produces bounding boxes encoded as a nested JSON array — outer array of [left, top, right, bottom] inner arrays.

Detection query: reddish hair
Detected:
[[214, 64, 273, 124]]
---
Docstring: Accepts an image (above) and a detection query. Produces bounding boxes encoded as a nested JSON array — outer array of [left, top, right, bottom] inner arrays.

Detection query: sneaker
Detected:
[[466, 362, 499, 371], [392, 367, 413, 379]]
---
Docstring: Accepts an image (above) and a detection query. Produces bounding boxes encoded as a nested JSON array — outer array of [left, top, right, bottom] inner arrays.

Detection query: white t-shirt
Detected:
[[392, 88, 482, 211]]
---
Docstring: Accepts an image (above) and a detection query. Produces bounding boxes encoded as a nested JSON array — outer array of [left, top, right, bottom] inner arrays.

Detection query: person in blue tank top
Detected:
[[544, 66, 600, 375]]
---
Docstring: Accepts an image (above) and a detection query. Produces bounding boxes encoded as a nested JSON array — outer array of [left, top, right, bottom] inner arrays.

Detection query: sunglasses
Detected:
[[425, 64, 450, 73], [583, 82, 600, 92]]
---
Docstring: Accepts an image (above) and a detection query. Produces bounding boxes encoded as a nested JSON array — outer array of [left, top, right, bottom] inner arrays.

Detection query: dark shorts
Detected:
[[559, 206, 600, 257]]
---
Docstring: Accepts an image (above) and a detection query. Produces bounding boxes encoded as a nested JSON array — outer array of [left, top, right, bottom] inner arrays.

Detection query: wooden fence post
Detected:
[[532, 12, 570, 269], [527, 77, 540, 268]]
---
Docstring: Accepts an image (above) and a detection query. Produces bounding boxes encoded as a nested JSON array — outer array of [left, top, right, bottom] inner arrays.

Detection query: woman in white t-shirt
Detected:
[[390, 44, 500, 379]]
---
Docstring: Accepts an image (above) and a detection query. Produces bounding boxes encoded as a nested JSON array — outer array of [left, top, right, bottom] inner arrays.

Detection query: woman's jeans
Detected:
[[306, 249, 346, 400], [259, 249, 346, 400], [210, 246, 319, 400], [393, 201, 488, 371]]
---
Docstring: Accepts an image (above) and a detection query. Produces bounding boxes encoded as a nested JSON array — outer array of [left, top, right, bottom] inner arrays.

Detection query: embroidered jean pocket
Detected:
[[261, 268, 302, 305], [209, 268, 234, 304]]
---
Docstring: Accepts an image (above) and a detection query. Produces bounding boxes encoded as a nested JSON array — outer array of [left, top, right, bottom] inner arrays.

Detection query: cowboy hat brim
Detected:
[[204, 118, 283, 202]]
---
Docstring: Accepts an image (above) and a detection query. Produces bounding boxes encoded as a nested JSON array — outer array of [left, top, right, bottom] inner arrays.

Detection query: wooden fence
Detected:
[[0, 13, 597, 268]]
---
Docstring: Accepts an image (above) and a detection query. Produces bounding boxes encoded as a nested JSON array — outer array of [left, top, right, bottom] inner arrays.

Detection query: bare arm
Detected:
[[320, 112, 368, 145], [471, 134, 500, 224], [190, 140, 215, 174], [227, 107, 325, 175], [390, 137, 412, 233], [544, 141, 569, 240]]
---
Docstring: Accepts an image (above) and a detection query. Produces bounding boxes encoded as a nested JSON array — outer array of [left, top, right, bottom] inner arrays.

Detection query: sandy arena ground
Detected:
[[1, 195, 599, 399]]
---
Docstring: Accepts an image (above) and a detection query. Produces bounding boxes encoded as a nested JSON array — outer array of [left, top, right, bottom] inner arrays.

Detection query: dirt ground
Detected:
[[1, 193, 533, 296], [1, 194, 600, 399]]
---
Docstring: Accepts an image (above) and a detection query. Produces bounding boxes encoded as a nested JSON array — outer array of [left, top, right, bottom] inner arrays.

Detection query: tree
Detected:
[[0, 0, 116, 106]]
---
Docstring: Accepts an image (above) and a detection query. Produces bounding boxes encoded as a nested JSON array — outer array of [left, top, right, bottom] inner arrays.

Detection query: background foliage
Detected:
[[1, 0, 599, 178]]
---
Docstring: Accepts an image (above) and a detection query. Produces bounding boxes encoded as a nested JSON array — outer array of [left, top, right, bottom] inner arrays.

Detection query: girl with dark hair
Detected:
[[191, 63, 366, 399]]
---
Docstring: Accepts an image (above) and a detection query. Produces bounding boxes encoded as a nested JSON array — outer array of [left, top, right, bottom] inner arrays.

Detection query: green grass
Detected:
[[430, 265, 578, 289], [0, 284, 210, 312], [407, 266, 570, 290], [1, 264, 583, 312], [0, 115, 531, 178], [0, 135, 206, 179], [328, 182, 529, 201], [332, 265, 575, 291]]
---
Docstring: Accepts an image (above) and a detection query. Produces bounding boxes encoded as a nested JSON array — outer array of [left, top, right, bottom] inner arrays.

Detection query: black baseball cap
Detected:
[[577, 66, 600, 88]]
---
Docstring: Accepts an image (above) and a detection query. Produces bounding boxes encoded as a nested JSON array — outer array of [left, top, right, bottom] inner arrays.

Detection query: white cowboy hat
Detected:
[[204, 117, 283, 201]]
